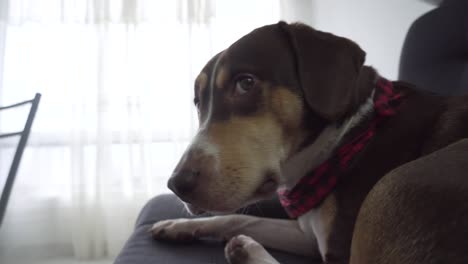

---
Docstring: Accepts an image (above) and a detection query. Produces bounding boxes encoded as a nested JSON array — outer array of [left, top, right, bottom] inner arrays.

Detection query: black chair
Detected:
[[0, 93, 41, 227]]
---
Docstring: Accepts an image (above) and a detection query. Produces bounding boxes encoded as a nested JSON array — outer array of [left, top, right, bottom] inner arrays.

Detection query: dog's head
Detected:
[[168, 22, 372, 214]]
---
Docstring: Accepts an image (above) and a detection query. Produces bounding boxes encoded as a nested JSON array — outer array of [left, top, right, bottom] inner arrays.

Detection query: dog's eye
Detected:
[[234, 75, 256, 96], [194, 98, 200, 107]]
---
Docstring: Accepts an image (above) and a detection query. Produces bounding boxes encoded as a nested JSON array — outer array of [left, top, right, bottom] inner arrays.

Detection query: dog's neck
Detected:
[[280, 85, 376, 189]]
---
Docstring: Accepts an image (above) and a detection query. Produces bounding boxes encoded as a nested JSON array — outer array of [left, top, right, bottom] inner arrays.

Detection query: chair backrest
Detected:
[[399, 0, 468, 95], [0, 93, 41, 227]]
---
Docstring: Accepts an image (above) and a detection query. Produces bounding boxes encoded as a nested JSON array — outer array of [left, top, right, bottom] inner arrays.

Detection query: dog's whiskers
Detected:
[[239, 206, 248, 215], [177, 202, 188, 215]]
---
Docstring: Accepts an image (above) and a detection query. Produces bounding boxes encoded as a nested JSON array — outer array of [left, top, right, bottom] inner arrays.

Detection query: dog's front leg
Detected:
[[150, 215, 319, 257]]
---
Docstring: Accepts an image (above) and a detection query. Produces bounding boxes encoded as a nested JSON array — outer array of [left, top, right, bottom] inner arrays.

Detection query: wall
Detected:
[[282, 0, 435, 79]]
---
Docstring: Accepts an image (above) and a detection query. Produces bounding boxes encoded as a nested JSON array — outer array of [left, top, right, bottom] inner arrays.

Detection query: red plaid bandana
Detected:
[[277, 78, 403, 218]]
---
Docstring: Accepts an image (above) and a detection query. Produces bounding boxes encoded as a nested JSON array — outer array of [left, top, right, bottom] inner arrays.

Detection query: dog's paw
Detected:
[[225, 235, 279, 264], [225, 235, 251, 264], [150, 219, 199, 242]]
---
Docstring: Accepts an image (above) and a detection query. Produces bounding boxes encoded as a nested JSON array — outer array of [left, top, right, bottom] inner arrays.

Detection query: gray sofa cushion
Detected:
[[115, 194, 312, 264]]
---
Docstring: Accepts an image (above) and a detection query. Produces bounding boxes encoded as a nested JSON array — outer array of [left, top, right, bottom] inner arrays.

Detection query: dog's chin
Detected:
[[182, 174, 279, 215], [212, 178, 280, 215]]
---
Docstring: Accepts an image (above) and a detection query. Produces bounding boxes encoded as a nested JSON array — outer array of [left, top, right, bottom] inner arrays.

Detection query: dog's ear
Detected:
[[278, 21, 369, 121]]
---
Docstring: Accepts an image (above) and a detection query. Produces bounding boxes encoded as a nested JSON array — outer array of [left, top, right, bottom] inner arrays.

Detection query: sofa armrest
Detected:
[[115, 194, 310, 264]]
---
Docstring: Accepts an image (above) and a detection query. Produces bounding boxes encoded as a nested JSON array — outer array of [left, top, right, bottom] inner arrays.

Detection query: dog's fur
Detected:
[[151, 22, 468, 264]]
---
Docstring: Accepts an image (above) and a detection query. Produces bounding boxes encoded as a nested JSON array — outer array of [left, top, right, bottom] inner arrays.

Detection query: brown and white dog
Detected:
[[150, 22, 468, 264]]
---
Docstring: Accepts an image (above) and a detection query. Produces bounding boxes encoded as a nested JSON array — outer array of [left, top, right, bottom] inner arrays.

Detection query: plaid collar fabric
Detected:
[[277, 78, 402, 218]]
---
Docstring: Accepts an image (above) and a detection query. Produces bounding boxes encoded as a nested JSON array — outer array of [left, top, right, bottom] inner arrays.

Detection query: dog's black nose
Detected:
[[167, 170, 199, 198]]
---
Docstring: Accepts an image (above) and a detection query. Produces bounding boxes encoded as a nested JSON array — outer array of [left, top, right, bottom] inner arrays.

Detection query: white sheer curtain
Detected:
[[0, 0, 281, 261]]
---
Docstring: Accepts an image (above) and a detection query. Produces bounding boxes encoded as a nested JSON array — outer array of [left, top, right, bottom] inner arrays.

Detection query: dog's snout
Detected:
[[168, 135, 219, 205], [168, 169, 199, 198]]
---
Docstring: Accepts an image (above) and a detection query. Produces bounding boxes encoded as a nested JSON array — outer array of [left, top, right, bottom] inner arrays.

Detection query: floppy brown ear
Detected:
[[278, 22, 370, 121]]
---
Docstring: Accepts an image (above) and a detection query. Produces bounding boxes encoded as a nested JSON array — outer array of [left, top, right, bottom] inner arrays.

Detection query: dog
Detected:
[[150, 21, 468, 264]]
